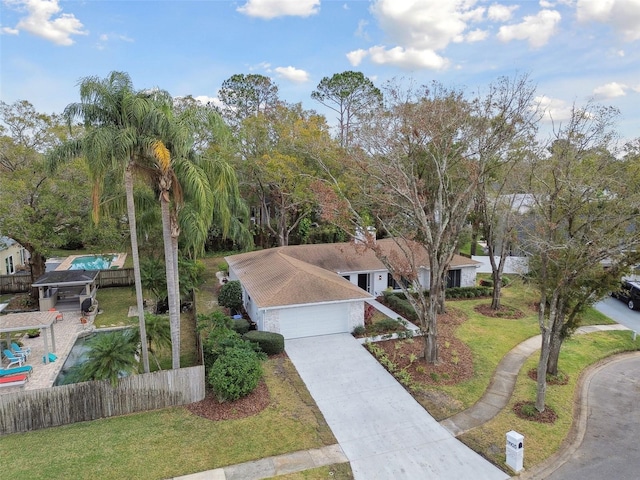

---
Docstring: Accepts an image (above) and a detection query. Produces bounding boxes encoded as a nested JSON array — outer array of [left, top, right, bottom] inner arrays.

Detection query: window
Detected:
[[447, 269, 461, 288], [387, 273, 409, 290], [5, 256, 14, 274]]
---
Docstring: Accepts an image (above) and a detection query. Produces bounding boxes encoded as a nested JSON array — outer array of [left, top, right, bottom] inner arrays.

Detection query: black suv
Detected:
[[611, 280, 640, 310]]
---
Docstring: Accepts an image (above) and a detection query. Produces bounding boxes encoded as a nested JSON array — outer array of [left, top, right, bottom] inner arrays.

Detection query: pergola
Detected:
[[31, 270, 99, 312], [0, 310, 58, 364]]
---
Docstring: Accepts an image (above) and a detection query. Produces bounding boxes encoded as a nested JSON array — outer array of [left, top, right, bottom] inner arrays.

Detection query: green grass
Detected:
[[95, 287, 138, 328], [267, 463, 354, 479], [459, 330, 640, 470], [0, 356, 336, 480]]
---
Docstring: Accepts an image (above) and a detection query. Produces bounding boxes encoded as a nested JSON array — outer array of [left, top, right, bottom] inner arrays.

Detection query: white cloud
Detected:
[[274, 66, 310, 83], [488, 4, 518, 22], [355, 19, 370, 41], [576, 0, 640, 41], [592, 81, 628, 99], [194, 95, 224, 109], [2, 26, 20, 35], [497, 9, 561, 48], [7, 0, 87, 46], [364, 45, 450, 70], [96, 32, 134, 49], [237, 0, 320, 19], [466, 28, 489, 42], [372, 0, 483, 51], [346, 49, 368, 66], [536, 95, 574, 123], [352, 0, 494, 70]]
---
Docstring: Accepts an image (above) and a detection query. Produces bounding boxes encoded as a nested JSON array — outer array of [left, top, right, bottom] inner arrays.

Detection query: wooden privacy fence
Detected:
[[0, 268, 135, 294], [96, 268, 135, 287], [0, 365, 205, 435], [0, 272, 32, 294]]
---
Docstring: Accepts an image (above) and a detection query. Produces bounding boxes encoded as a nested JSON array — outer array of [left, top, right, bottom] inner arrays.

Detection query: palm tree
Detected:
[[73, 330, 138, 387], [130, 313, 172, 370], [47, 71, 169, 373]]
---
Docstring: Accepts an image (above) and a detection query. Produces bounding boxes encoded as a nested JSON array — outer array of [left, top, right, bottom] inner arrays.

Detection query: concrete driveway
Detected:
[[286, 334, 509, 480], [544, 353, 640, 480]]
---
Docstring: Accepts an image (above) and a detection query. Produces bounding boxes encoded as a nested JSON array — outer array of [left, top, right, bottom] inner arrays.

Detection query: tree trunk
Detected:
[[160, 191, 180, 369], [125, 164, 150, 373], [535, 335, 550, 412], [546, 308, 566, 376], [491, 270, 502, 310], [470, 231, 478, 256]]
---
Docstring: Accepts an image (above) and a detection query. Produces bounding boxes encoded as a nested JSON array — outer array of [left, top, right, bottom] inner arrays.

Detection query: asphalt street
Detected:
[[545, 354, 640, 480]]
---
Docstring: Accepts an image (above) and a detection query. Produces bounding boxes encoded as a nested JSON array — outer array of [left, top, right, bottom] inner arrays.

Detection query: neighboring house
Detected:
[[226, 238, 480, 339], [0, 236, 28, 275]]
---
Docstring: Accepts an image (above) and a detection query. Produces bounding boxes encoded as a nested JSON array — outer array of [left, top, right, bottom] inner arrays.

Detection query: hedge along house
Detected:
[[226, 238, 480, 339]]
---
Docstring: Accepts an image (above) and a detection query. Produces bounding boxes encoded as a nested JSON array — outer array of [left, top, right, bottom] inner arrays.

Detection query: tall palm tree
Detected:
[[47, 71, 169, 373]]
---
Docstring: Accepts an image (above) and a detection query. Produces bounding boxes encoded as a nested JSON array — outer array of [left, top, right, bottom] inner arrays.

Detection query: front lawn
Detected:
[[0, 355, 339, 480], [459, 330, 639, 470]]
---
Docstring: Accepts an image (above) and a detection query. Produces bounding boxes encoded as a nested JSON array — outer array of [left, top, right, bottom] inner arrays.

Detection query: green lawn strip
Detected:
[[458, 330, 640, 471], [266, 463, 354, 479], [0, 356, 335, 480]]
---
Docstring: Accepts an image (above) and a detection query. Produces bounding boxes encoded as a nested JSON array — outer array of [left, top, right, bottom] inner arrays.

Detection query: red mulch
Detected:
[[527, 368, 569, 385], [368, 308, 473, 385], [474, 303, 525, 319], [513, 401, 558, 423], [186, 380, 270, 421]]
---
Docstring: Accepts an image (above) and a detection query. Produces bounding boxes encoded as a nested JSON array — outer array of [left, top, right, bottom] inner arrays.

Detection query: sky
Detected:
[[1, 0, 639, 144]]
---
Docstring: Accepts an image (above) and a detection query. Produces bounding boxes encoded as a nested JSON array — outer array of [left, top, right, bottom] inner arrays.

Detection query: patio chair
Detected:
[[2, 349, 24, 368], [11, 342, 31, 358], [0, 373, 28, 388], [0, 365, 32, 377]]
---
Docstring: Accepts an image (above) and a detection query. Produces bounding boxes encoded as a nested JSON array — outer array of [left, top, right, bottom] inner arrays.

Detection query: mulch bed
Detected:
[[368, 308, 473, 385], [513, 401, 558, 423], [527, 368, 569, 385], [186, 380, 271, 421], [474, 303, 525, 319]]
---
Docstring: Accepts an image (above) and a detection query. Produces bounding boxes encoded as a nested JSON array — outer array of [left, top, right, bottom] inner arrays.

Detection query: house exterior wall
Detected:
[[0, 242, 27, 275], [460, 265, 478, 287], [348, 301, 365, 331]]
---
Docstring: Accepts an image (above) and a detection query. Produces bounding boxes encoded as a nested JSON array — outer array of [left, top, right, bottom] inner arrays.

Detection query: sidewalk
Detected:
[[440, 324, 630, 436], [170, 445, 347, 480]]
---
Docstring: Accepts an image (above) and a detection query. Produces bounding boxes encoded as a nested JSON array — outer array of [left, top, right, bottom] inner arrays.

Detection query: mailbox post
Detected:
[[506, 430, 524, 472]]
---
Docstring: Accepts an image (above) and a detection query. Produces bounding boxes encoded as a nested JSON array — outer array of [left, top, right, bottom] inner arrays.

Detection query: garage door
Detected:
[[277, 302, 350, 339]]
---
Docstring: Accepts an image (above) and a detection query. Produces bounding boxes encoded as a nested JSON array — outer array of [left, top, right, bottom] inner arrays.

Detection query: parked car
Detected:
[[611, 280, 640, 310]]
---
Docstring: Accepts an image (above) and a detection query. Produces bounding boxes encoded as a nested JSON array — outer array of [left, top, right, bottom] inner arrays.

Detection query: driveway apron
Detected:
[[286, 334, 509, 480]]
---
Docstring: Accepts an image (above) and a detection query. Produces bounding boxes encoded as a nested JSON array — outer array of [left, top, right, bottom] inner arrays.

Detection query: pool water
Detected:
[[69, 255, 115, 270]]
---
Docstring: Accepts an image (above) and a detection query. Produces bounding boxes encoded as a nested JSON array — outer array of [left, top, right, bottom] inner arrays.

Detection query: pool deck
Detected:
[[55, 253, 127, 271], [1, 311, 95, 394]]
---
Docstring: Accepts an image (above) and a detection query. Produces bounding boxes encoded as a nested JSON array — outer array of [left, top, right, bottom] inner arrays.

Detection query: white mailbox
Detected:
[[506, 430, 524, 472]]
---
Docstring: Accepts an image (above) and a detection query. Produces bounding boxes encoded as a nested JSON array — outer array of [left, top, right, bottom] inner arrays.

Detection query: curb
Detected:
[[517, 351, 640, 479]]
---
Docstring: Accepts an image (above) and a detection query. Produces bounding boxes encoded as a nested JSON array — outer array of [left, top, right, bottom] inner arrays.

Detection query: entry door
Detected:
[[358, 273, 370, 292]]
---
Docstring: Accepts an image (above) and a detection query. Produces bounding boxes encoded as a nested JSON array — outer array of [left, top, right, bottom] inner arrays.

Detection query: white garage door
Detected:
[[277, 302, 350, 339]]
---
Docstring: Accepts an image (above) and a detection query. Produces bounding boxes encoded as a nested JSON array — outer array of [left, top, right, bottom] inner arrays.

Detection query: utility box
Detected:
[[506, 430, 524, 472]]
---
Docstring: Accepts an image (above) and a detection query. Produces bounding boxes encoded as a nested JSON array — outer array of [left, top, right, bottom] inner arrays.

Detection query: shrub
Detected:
[[369, 318, 404, 334], [232, 318, 250, 335], [352, 325, 366, 336], [208, 346, 263, 402], [218, 280, 243, 313], [243, 330, 285, 355]]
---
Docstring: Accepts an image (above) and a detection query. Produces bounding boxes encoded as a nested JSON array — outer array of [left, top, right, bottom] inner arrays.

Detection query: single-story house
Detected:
[[226, 238, 480, 339]]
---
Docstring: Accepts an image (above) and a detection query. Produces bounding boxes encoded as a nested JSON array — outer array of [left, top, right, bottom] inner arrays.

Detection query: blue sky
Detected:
[[1, 0, 639, 144]]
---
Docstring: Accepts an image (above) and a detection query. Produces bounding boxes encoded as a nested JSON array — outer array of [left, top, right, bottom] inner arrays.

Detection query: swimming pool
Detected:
[[69, 255, 116, 270]]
